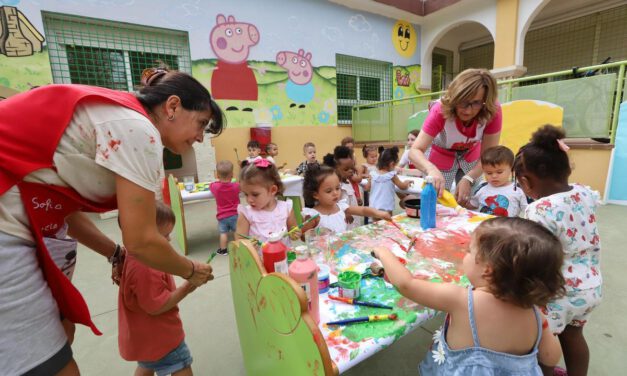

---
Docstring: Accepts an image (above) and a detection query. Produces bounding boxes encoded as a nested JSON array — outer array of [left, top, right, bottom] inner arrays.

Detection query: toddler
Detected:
[[368, 146, 412, 215], [341, 136, 364, 205], [246, 140, 262, 164], [398, 130, 421, 174], [296, 142, 319, 176], [302, 166, 390, 234], [323, 146, 359, 228], [373, 217, 565, 374], [515, 125, 602, 376], [265, 142, 286, 170], [236, 158, 299, 244], [468, 146, 527, 217], [118, 202, 198, 376], [360, 145, 378, 224], [209, 160, 239, 255]]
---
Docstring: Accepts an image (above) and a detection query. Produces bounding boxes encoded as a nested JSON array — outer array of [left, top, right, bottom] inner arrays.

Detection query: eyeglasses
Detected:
[[456, 100, 484, 110]]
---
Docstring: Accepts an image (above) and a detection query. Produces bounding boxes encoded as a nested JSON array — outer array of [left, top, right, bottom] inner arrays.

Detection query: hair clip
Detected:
[[253, 158, 272, 168], [141, 68, 168, 86], [556, 139, 570, 152]]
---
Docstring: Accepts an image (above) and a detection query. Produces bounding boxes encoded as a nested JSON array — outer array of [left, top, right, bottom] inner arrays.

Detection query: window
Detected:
[[336, 54, 392, 124], [42, 11, 191, 91]]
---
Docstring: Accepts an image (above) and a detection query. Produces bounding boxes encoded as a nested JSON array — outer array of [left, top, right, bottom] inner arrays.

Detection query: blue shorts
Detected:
[[137, 340, 193, 376], [218, 215, 237, 234]]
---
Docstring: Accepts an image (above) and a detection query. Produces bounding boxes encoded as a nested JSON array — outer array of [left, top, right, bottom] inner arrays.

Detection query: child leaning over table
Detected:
[[210, 160, 240, 256], [118, 202, 200, 376]]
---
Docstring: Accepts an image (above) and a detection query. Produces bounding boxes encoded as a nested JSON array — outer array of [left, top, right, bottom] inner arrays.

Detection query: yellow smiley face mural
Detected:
[[392, 20, 417, 58]]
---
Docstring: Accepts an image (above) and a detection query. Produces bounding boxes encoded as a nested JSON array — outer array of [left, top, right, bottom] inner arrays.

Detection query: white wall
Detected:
[[516, 0, 551, 66]]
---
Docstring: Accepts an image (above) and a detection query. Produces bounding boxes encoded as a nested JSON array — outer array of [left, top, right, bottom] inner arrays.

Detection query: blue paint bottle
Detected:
[[420, 176, 437, 229]]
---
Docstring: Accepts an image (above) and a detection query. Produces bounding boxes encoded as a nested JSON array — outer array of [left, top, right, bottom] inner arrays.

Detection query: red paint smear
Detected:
[[412, 229, 470, 265]]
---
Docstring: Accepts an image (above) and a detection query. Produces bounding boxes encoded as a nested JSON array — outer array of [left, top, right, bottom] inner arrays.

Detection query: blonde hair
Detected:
[[216, 160, 233, 179], [440, 68, 498, 124]]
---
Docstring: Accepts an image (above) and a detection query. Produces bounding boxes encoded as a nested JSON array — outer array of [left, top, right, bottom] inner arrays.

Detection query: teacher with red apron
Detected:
[[409, 68, 502, 206], [0, 68, 224, 375]]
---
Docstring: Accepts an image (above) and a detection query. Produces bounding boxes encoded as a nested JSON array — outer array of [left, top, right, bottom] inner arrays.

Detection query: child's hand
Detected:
[[345, 213, 354, 224], [182, 280, 197, 294], [289, 228, 302, 241], [378, 211, 392, 221], [371, 246, 391, 260], [301, 215, 320, 233]]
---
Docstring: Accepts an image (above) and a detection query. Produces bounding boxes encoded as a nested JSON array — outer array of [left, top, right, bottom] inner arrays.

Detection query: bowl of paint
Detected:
[[404, 198, 421, 218], [338, 270, 361, 299], [317, 264, 330, 294]]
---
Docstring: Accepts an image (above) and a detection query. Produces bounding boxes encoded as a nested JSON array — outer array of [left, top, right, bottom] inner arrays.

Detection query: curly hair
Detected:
[[440, 68, 498, 125], [513, 125, 571, 184], [239, 161, 284, 194], [302, 165, 336, 208], [322, 145, 353, 168], [473, 217, 566, 308], [377, 146, 400, 170]]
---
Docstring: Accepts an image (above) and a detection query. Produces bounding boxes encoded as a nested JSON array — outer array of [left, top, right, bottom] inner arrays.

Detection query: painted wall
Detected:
[[569, 148, 612, 197], [0, 0, 422, 128]]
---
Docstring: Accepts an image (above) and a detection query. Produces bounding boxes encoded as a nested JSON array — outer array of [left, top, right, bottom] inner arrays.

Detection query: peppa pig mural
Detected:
[[276, 49, 315, 108], [209, 14, 262, 106]]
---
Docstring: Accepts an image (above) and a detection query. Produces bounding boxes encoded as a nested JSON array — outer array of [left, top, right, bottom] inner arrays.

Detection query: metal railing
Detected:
[[352, 60, 627, 144]]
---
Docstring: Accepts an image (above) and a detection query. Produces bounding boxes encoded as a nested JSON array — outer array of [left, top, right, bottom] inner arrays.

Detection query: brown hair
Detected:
[[472, 217, 565, 308], [341, 136, 354, 146], [440, 68, 498, 124], [302, 165, 336, 208], [303, 142, 316, 151], [156, 201, 176, 228], [481, 145, 514, 167], [513, 125, 571, 184], [265, 142, 277, 152], [362, 144, 378, 159], [216, 160, 233, 179], [137, 67, 225, 136], [239, 161, 284, 194], [408, 129, 419, 138]]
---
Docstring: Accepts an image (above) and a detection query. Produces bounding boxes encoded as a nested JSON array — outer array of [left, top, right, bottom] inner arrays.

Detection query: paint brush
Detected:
[[329, 295, 393, 310], [386, 219, 412, 240], [236, 233, 264, 248], [234, 147, 240, 162], [287, 214, 320, 236], [206, 251, 218, 264], [326, 313, 398, 326]]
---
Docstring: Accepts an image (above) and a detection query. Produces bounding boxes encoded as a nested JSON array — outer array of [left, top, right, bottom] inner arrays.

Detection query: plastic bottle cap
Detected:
[[425, 175, 434, 184], [267, 230, 285, 243], [294, 245, 310, 259]]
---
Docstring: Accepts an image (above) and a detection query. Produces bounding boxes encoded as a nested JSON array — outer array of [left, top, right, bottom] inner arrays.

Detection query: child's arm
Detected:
[[350, 171, 362, 183], [346, 206, 391, 221], [392, 175, 412, 190], [537, 317, 562, 367], [465, 193, 479, 210], [372, 247, 466, 313], [286, 209, 301, 240], [148, 281, 196, 316], [234, 213, 250, 240]]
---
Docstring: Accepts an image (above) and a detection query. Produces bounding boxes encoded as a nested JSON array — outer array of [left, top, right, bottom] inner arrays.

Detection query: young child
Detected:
[[118, 202, 197, 376], [372, 217, 564, 374], [209, 160, 239, 256], [236, 158, 299, 243], [514, 125, 602, 376], [265, 142, 278, 164], [246, 140, 262, 164], [323, 146, 359, 228], [468, 145, 527, 217], [368, 146, 412, 215], [341, 136, 364, 205], [398, 130, 420, 173], [296, 142, 319, 176], [360, 145, 379, 224], [302, 166, 390, 234]]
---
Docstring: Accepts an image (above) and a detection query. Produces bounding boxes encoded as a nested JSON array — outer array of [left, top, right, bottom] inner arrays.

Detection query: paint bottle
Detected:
[[420, 176, 437, 229], [289, 245, 320, 324], [262, 232, 288, 274]]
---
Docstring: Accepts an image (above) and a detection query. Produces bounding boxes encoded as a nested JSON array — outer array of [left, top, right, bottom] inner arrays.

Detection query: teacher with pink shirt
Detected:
[[409, 68, 502, 206]]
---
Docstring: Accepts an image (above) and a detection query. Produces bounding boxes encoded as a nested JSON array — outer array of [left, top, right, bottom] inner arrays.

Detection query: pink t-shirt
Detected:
[[210, 181, 240, 220], [118, 255, 184, 362], [422, 101, 502, 170], [238, 199, 292, 243]]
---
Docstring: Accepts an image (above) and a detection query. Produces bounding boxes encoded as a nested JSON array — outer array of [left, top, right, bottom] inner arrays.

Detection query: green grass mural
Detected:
[[0, 47, 53, 92]]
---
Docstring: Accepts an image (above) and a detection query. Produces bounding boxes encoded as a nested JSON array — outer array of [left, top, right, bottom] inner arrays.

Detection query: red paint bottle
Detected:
[[262, 232, 288, 274]]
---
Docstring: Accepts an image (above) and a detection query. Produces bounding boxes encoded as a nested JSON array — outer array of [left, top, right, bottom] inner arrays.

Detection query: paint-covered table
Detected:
[[314, 210, 490, 373]]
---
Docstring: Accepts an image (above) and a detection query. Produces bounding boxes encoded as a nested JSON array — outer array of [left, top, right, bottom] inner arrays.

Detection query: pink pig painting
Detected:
[[210, 14, 260, 103], [276, 49, 314, 108]]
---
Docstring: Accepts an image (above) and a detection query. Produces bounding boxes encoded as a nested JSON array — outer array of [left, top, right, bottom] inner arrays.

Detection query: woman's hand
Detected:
[[455, 178, 472, 207], [426, 167, 446, 197], [187, 260, 214, 287]]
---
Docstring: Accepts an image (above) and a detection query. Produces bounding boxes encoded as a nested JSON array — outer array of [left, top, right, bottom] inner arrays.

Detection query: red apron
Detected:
[[0, 85, 150, 335]]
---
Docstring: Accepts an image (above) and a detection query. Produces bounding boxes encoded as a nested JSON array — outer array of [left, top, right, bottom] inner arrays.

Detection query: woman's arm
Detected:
[[454, 132, 501, 206], [391, 175, 412, 190], [409, 132, 446, 195], [116, 175, 212, 286], [373, 247, 465, 313], [66, 211, 117, 259]]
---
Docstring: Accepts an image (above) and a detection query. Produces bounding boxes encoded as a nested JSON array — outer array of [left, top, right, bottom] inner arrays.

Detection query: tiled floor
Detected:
[[71, 202, 627, 375]]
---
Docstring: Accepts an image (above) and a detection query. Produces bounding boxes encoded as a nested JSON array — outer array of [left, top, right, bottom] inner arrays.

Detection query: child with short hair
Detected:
[[515, 125, 602, 376], [302, 166, 390, 234], [340, 136, 355, 151], [360, 145, 379, 224], [398, 129, 420, 171], [296, 142, 319, 176], [236, 159, 300, 244], [468, 145, 527, 217], [210, 160, 239, 256], [265, 142, 278, 164], [368, 146, 412, 215], [373, 217, 564, 374], [246, 140, 262, 163], [118, 202, 198, 376]]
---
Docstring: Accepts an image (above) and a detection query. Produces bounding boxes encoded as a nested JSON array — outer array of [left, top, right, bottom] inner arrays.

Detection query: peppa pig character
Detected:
[[276, 49, 314, 108], [210, 14, 260, 103]]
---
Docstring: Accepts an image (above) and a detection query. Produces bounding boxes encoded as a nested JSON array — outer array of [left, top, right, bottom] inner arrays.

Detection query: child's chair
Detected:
[[228, 240, 337, 375], [166, 174, 189, 255]]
